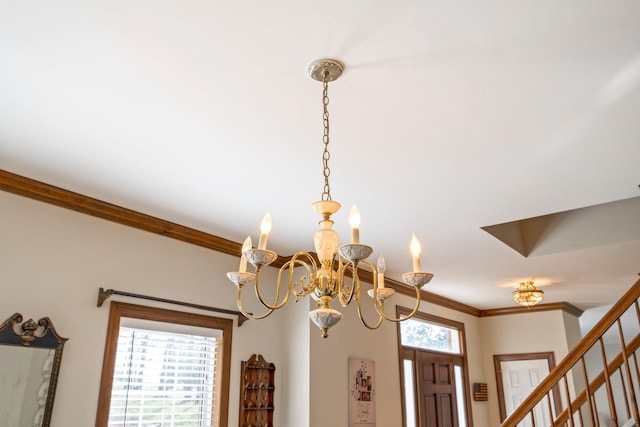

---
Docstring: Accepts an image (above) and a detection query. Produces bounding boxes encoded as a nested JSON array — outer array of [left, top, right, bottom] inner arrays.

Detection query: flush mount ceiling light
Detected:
[[226, 59, 433, 338], [513, 281, 544, 307]]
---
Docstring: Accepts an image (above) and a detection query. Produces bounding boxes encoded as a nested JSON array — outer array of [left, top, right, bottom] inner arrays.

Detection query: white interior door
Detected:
[[499, 359, 552, 427]]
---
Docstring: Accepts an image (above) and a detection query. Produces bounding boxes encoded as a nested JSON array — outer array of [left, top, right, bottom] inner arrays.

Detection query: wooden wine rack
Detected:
[[239, 354, 275, 427]]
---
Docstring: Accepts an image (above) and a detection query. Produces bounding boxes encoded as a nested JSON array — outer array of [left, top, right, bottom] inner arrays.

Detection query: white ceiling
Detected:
[[1, 1, 639, 311]]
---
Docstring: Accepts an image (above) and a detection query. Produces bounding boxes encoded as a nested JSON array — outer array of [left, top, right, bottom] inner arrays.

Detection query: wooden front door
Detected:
[[417, 351, 459, 427]]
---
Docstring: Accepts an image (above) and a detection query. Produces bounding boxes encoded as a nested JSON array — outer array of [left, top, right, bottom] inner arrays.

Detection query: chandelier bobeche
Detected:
[[227, 59, 433, 338]]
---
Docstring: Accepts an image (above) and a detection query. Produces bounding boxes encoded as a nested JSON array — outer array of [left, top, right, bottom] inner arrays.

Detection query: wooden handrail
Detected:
[[553, 333, 640, 425], [501, 277, 640, 426]]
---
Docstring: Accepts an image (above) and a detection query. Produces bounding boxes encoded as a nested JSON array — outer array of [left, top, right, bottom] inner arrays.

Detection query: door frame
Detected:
[[493, 351, 562, 422], [397, 306, 473, 427]]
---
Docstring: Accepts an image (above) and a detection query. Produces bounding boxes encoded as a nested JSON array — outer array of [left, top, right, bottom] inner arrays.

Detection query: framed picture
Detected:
[[349, 357, 375, 426]]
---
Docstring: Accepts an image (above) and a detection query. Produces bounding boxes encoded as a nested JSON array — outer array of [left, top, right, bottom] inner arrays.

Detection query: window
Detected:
[[397, 306, 472, 427], [400, 317, 461, 354], [96, 302, 233, 427]]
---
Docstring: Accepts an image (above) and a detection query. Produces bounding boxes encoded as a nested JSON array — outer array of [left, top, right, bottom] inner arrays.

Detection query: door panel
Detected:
[[424, 395, 437, 426], [438, 394, 454, 427], [418, 352, 459, 427]]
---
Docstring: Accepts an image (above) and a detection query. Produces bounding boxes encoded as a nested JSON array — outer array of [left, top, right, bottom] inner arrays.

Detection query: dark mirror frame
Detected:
[[0, 313, 68, 427]]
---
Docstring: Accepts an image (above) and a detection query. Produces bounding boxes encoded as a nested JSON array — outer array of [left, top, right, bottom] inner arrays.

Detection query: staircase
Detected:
[[501, 278, 640, 427]]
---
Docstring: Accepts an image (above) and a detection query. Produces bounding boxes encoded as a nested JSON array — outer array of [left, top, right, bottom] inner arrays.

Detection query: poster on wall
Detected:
[[349, 357, 375, 427]]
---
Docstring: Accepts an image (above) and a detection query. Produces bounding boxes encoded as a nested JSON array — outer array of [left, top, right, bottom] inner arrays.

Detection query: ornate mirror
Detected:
[[0, 313, 67, 427]]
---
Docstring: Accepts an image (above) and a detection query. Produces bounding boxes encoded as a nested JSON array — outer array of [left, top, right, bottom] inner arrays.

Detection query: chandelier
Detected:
[[226, 59, 433, 338], [513, 281, 544, 307]]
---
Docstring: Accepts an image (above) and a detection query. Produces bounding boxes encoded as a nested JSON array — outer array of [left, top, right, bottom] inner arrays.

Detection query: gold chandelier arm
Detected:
[[338, 258, 378, 307], [374, 284, 422, 322], [236, 285, 275, 320], [253, 252, 318, 310], [287, 252, 318, 299], [337, 261, 356, 307], [355, 284, 384, 330], [253, 264, 292, 311]]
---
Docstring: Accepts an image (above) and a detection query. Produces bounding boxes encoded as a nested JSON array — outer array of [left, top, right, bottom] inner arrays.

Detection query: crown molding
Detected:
[[0, 169, 244, 256], [479, 302, 583, 318]]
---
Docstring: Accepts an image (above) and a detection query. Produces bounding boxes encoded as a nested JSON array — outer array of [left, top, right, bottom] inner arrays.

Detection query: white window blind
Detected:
[[108, 327, 219, 427]]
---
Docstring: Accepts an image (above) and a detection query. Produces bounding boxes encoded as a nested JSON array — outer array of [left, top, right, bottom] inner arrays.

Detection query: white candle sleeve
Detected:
[[412, 256, 421, 272], [351, 228, 359, 244], [239, 255, 247, 273]]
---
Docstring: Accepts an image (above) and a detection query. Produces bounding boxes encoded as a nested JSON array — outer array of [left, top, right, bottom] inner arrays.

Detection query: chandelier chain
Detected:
[[321, 74, 332, 201]]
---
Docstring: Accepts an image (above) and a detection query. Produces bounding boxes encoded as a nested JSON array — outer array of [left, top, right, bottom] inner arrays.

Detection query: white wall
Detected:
[[279, 292, 312, 426], [563, 311, 583, 351], [309, 297, 404, 427], [0, 191, 295, 427]]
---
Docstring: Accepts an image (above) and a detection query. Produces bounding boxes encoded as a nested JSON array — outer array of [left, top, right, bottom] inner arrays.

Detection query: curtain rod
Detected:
[[96, 287, 249, 326]]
